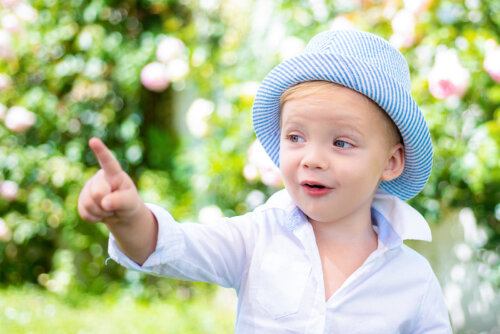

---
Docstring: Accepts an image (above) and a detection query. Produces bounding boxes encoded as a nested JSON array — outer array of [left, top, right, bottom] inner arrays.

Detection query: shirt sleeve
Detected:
[[108, 203, 258, 291], [412, 271, 453, 333]]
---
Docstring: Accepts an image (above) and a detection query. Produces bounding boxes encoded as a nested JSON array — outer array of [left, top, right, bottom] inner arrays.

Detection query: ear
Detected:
[[381, 143, 405, 182]]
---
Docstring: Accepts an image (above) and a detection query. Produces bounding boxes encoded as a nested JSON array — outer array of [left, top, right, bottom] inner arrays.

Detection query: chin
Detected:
[[305, 213, 334, 225], [297, 205, 332, 224]]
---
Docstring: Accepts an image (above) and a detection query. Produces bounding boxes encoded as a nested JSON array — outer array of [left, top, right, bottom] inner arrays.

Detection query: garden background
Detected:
[[0, 0, 499, 332]]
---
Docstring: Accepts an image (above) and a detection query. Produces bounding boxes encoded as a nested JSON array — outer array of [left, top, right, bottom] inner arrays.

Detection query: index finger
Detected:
[[89, 137, 123, 177]]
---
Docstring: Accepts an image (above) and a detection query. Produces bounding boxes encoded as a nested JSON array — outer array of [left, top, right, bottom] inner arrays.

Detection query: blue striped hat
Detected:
[[252, 30, 433, 201]]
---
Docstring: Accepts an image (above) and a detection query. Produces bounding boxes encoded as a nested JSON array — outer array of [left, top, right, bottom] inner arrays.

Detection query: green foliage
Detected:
[[0, 285, 235, 333], [0, 0, 498, 302]]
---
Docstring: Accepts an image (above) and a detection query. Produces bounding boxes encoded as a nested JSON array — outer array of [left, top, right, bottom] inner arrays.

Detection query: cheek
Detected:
[[336, 156, 363, 172], [279, 147, 298, 182], [279, 144, 295, 167], [336, 156, 380, 184], [279, 155, 293, 179]]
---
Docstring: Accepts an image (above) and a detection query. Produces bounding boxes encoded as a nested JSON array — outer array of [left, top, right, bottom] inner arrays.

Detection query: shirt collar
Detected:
[[371, 189, 432, 242], [262, 189, 432, 243]]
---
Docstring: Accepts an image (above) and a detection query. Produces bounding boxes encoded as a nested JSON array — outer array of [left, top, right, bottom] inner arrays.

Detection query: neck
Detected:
[[308, 206, 377, 245]]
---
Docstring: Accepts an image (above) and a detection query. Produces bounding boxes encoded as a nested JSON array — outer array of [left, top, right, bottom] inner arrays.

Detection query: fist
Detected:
[[78, 137, 142, 224]]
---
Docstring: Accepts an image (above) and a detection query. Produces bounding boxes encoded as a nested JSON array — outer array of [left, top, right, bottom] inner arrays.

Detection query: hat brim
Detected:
[[252, 52, 433, 201]]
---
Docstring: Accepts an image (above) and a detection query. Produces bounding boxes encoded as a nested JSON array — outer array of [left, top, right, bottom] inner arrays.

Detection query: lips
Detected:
[[300, 180, 332, 196]]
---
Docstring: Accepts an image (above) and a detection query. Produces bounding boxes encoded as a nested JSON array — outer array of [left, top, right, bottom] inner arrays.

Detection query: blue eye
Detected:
[[290, 135, 304, 143], [334, 140, 352, 148]]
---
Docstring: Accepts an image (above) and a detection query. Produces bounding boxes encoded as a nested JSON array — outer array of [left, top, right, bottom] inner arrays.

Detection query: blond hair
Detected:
[[279, 81, 403, 145]]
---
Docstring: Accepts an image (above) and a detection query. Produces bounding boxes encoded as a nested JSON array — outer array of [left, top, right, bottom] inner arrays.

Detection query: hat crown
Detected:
[[304, 30, 412, 92]]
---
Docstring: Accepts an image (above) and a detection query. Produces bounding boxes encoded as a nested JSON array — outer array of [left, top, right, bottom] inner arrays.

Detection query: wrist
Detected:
[[104, 200, 146, 229]]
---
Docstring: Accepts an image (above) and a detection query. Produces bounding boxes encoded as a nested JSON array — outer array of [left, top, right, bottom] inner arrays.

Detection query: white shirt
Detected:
[[108, 190, 452, 333]]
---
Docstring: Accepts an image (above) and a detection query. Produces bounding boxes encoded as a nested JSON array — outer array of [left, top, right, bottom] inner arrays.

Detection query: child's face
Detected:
[[279, 85, 402, 227]]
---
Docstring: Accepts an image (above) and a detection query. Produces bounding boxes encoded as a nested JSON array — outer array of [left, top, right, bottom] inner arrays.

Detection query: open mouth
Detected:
[[301, 182, 332, 196], [301, 181, 330, 189], [305, 183, 325, 189]]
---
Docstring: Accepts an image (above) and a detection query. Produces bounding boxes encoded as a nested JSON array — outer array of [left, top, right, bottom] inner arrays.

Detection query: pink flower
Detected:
[[484, 40, 500, 83], [246, 140, 282, 187], [156, 37, 185, 63], [1, 13, 21, 34], [4, 106, 36, 132], [0, 181, 18, 201], [140, 62, 170, 92], [259, 167, 283, 188], [0, 73, 12, 91], [243, 164, 259, 181], [13, 2, 38, 23], [428, 48, 470, 100]]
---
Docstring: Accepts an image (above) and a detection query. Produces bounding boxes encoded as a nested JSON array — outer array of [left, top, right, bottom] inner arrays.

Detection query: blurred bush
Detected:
[[0, 0, 498, 308], [0, 0, 281, 296]]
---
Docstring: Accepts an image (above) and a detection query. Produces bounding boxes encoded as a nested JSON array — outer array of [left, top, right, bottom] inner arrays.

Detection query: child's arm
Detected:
[[78, 137, 158, 265], [109, 206, 258, 290]]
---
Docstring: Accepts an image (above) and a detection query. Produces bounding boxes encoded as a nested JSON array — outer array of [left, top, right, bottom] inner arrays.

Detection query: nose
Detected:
[[302, 146, 329, 170]]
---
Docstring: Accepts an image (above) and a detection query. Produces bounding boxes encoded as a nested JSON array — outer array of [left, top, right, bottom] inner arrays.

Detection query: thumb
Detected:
[[101, 187, 140, 215]]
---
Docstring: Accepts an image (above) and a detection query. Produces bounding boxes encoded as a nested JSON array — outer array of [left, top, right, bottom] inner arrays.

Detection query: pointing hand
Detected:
[[78, 137, 142, 224]]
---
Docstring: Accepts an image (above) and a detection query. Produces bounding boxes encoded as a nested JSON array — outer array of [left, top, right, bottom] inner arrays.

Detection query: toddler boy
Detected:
[[78, 30, 452, 333]]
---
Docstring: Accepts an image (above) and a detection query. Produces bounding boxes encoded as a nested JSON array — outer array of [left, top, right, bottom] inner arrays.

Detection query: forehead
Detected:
[[280, 84, 385, 126]]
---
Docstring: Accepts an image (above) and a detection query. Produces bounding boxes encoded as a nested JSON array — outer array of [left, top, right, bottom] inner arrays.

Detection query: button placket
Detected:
[[293, 218, 328, 308]]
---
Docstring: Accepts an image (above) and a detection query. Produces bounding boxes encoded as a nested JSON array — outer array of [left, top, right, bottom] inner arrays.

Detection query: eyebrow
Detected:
[[281, 120, 364, 141], [331, 120, 363, 135]]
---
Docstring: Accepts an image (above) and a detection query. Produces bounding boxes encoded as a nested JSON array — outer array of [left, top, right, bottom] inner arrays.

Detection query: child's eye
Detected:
[[333, 140, 352, 148], [289, 135, 304, 143]]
